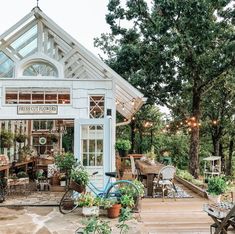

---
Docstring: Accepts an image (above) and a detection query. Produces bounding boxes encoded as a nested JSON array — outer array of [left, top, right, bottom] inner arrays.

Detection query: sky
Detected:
[[0, 0, 110, 57]]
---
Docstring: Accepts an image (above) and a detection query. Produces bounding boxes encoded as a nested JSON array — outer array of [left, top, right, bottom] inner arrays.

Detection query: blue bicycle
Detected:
[[59, 171, 139, 214]]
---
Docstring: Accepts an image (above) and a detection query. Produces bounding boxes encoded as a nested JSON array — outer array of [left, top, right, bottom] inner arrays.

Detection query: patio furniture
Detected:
[[130, 155, 137, 178], [203, 156, 221, 180], [203, 202, 235, 234], [153, 165, 176, 201], [135, 160, 164, 196], [115, 155, 123, 179], [135, 162, 147, 183]]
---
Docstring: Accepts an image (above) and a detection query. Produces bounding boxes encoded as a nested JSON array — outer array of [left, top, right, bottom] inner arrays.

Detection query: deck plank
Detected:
[[140, 183, 235, 234]]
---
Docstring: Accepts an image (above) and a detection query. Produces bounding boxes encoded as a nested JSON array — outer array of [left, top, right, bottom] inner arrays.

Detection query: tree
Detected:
[[95, 0, 235, 178]]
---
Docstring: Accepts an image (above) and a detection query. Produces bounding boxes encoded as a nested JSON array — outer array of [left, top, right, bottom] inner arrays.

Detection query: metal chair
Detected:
[[153, 165, 176, 201]]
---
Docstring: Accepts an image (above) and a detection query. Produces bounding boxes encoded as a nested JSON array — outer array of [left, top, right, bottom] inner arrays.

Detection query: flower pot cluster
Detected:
[[75, 179, 145, 218], [206, 176, 228, 203], [8, 171, 29, 186]]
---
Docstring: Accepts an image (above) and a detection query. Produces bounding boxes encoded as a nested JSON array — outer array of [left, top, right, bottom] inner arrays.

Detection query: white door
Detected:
[[80, 124, 104, 189]]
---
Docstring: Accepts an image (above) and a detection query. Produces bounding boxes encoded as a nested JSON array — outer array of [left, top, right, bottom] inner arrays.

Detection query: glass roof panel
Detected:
[[18, 38, 37, 57], [0, 51, 14, 78], [10, 25, 37, 58]]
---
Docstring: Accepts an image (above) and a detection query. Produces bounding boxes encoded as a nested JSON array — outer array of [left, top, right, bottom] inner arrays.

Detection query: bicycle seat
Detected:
[[105, 172, 117, 178]]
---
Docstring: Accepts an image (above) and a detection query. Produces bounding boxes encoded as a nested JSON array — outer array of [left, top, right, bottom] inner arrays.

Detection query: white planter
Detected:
[[82, 206, 99, 216], [60, 180, 66, 187], [207, 194, 221, 203]]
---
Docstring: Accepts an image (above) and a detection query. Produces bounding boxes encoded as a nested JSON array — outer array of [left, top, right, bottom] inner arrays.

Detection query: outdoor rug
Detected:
[[0, 191, 63, 207], [151, 185, 193, 199]]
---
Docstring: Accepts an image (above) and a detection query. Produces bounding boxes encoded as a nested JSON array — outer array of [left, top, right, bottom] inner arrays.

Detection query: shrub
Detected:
[[207, 177, 228, 195], [115, 139, 131, 151]]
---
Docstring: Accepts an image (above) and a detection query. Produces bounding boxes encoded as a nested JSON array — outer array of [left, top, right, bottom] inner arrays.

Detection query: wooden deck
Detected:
[[139, 183, 235, 234]]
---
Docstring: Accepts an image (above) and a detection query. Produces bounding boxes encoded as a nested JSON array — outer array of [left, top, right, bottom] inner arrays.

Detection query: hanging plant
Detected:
[[50, 134, 58, 143], [0, 130, 13, 148], [14, 133, 27, 143]]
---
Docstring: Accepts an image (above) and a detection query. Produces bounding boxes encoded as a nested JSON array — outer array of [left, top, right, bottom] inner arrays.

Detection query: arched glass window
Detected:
[[23, 62, 58, 77]]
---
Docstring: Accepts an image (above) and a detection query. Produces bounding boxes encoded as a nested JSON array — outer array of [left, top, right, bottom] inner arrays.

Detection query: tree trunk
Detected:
[[139, 130, 143, 154], [189, 90, 201, 179], [227, 139, 234, 176], [219, 143, 225, 173], [212, 137, 220, 156]]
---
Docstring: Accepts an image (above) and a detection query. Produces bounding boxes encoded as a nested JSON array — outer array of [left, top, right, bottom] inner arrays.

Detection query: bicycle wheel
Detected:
[[59, 188, 81, 214], [105, 180, 139, 206]]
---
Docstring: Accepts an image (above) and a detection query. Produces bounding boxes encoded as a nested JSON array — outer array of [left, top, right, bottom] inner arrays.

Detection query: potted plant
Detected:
[[77, 193, 100, 216], [115, 139, 131, 157], [17, 171, 28, 178], [59, 173, 67, 186], [119, 179, 144, 212], [14, 133, 27, 143], [0, 130, 13, 148], [54, 152, 76, 176], [102, 197, 121, 219], [76, 217, 112, 234], [146, 146, 156, 164], [207, 176, 228, 203], [69, 165, 89, 192], [35, 170, 48, 191], [50, 134, 58, 143]]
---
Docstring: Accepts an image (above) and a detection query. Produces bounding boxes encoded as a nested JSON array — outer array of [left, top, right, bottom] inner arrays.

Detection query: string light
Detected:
[[122, 103, 125, 110], [212, 120, 218, 125], [131, 98, 136, 106]]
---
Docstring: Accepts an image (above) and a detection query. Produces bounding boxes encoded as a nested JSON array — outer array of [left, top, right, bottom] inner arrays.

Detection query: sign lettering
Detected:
[[17, 105, 58, 115]]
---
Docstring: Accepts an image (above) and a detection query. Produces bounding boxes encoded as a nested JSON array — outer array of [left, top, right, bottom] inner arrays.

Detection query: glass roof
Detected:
[[11, 25, 38, 59], [0, 51, 14, 78]]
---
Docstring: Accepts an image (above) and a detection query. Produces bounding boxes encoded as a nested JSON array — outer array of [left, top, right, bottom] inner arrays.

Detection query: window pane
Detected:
[[6, 91, 18, 104], [19, 90, 31, 104], [58, 94, 70, 104], [89, 96, 104, 118], [32, 91, 44, 104], [45, 91, 57, 104], [83, 154, 88, 166]]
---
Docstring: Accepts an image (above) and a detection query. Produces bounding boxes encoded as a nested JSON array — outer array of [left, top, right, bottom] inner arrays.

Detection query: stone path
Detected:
[[0, 207, 142, 234]]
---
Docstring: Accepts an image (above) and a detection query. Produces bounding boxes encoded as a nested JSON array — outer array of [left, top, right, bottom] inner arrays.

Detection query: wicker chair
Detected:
[[153, 165, 176, 201]]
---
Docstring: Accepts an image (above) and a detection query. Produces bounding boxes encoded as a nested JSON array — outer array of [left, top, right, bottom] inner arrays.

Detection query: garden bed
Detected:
[[175, 176, 208, 198]]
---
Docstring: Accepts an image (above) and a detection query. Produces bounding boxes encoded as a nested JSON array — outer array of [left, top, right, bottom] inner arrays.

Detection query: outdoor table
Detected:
[[136, 160, 164, 197], [203, 202, 235, 234]]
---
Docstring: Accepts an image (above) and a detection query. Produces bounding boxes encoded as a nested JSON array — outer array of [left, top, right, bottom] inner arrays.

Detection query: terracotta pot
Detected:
[[107, 204, 121, 218]]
